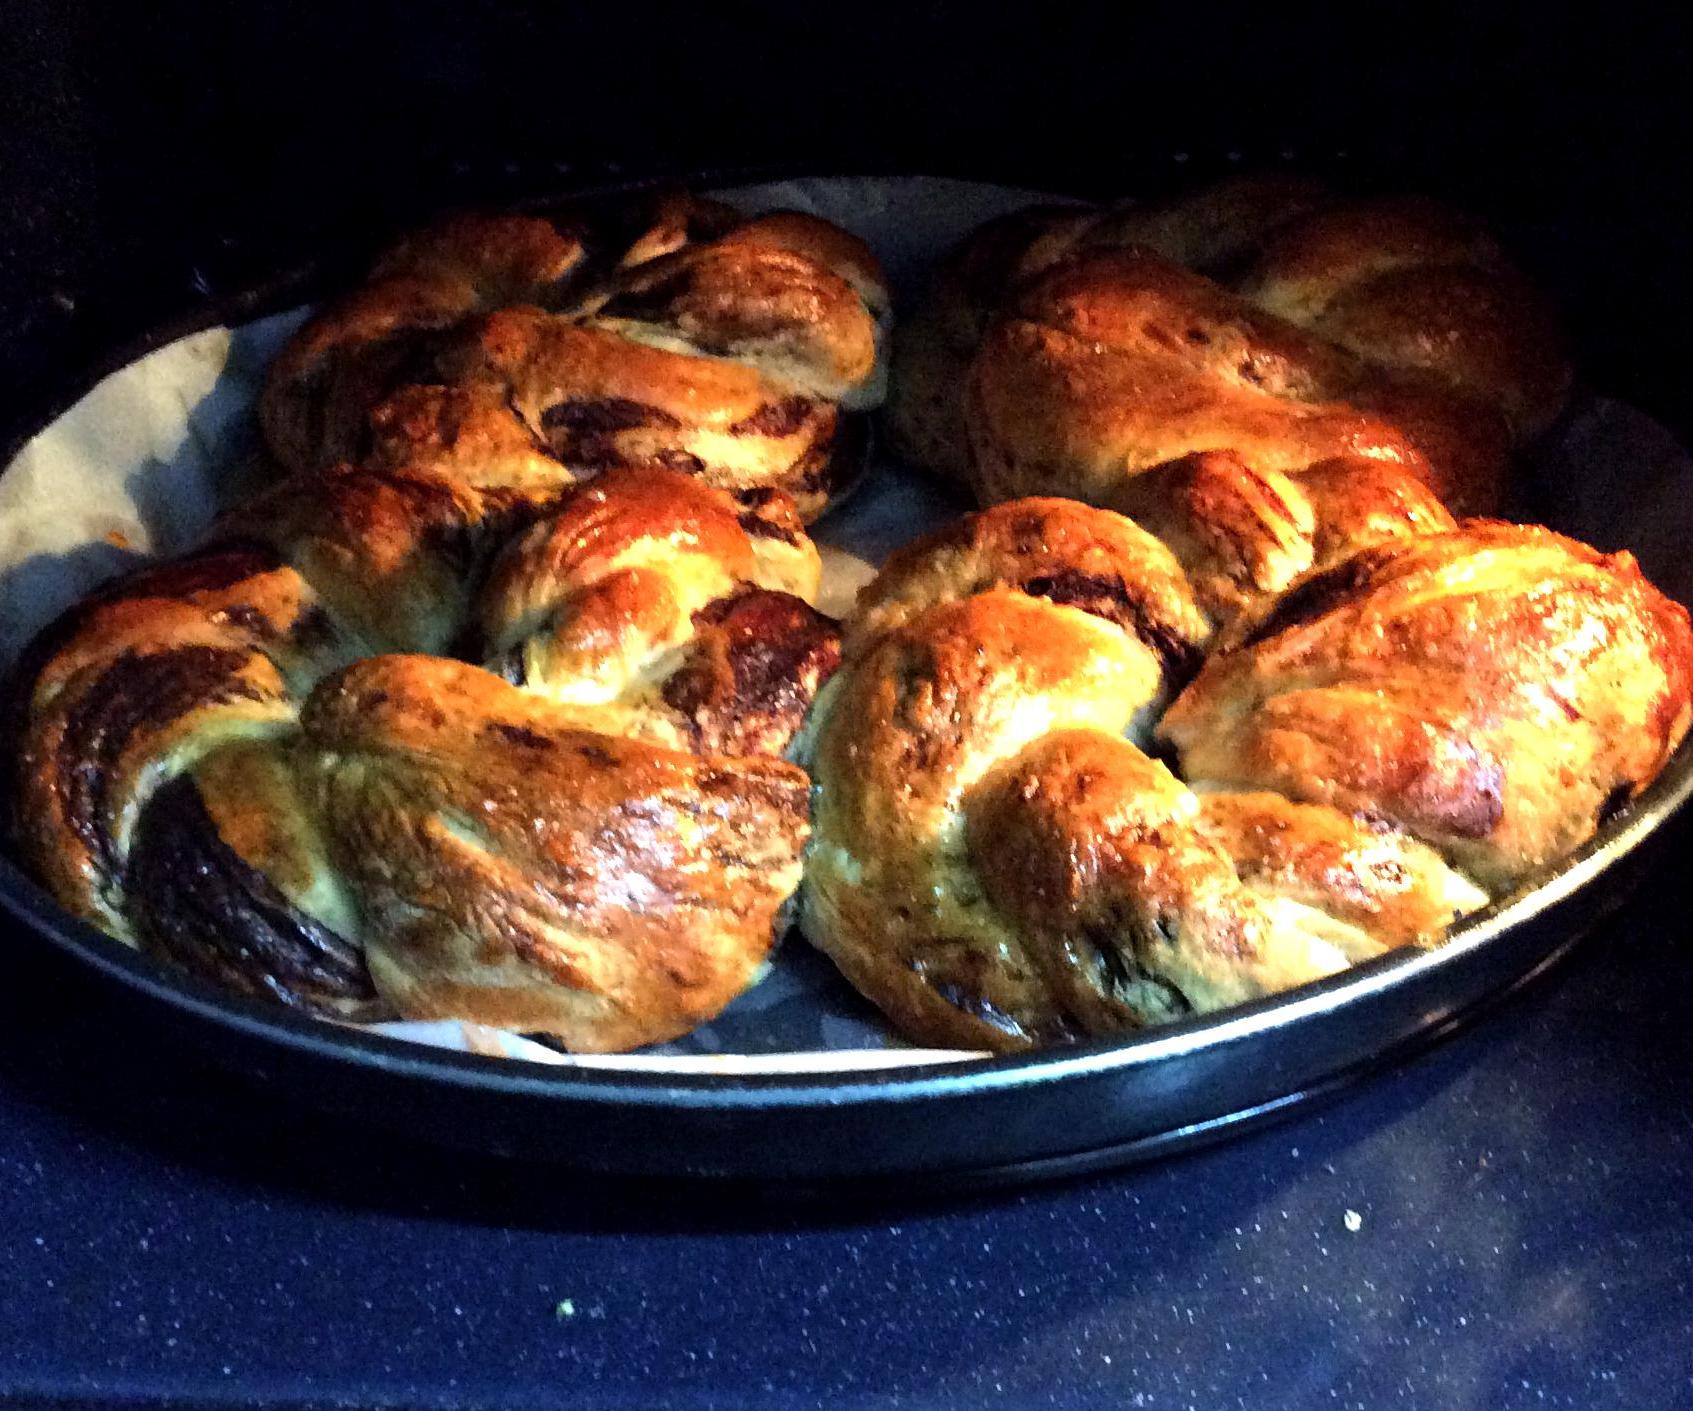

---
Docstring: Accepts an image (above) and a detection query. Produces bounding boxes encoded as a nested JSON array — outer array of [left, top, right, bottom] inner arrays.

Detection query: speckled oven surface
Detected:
[[0, 825, 1688, 1408]]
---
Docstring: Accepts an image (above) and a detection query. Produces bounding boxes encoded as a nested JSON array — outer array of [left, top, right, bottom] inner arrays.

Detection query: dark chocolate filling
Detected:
[[661, 588, 842, 757], [56, 647, 268, 884], [1238, 549, 1396, 650], [1021, 569, 1203, 681], [729, 396, 819, 439], [128, 774, 387, 1020]]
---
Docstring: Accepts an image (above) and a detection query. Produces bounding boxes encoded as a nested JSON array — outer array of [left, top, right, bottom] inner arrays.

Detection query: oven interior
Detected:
[[4, 7, 1691, 456]]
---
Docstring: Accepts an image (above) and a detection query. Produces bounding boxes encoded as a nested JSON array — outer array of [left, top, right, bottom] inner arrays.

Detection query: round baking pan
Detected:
[[2, 165, 1688, 1184]]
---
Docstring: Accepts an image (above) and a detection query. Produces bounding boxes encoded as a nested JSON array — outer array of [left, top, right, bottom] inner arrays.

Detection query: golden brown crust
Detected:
[[13, 457, 837, 1050], [969, 313, 1442, 494], [1191, 791, 1488, 948], [1293, 453, 1457, 558], [261, 215, 589, 474], [261, 199, 888, 521], [434, 308, 848, 519], [1240, 198, 1571, 438], [968, 248, 1507, 515], [11, 547, 353, 937], [1160, 523, 1693, 887], [800, 557, 1492, 1051], [1110, 451, 1455, 631], [477, 465, 764, 642], [1009, 247, 1362, 398], [363, 382, 571, 494], [368, 212, 593, 304], [19, 182, 1685, 1066], [303, 655, 810, 1051], [473, 467, 834, 758], [593, 239, 876, 400], [226, 470, 487, 656], [883, 179, 1325, 486], [961, 732, 1290, 1031], [962, 733, 1454, 1029], [1109, 451, 1316, 628], [801, 590, 1173, 1049], [716, 212, 890, 314], [894, 176, 1564, 522], [848, 496, 1209, 674], [1034, 174, 1331, 277]]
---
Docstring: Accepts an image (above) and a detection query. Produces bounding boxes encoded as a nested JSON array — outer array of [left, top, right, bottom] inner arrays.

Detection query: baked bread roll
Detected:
[[10, 545, 356, 946], [12, 456, 838, 1049], [799, 499, 1497, 1050], [19, 187, 884, 1049], [302, 654, 811, 1049], [800, 495, 1688, 1050], [1160, 522, 1693, 890], [475, 466, 836, 756], [969, 246, 1511, 514], [889, 176, 1567, 518], [263, 194, 889, 520]]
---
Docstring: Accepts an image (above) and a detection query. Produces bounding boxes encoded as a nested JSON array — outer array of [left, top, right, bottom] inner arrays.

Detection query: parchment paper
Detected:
[[4, 176, 1690, 1073]]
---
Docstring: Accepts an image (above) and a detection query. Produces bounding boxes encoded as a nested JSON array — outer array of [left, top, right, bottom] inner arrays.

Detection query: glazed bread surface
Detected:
[[890, 175, 1568, 521], [800, 499, 1688, 1051], [799, 499, 1514, 1051], [262, 195, 890, 521], [1160, 522, 1693, 889], [13, 451, 838, 1047]]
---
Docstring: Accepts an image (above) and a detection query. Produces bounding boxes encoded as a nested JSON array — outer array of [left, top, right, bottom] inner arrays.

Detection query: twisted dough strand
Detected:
[[302, 653, 811, 1050], [9, 189, 888, 1043], [890, 175, 1566, 522], [800, 499, 1493, 1051], [263, 196, 889, 521], [1160, 522, 1693, 889], [13, 442, 838, 1045]]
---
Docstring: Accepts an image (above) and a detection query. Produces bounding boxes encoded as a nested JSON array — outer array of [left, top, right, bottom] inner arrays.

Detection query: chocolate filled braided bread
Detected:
[[796, 179, 1689, 1053], [1160, 522, 1693, 890], [888, 175, 1567, 519], [263, 193, 889, 520], [12, 442, 839, 1047], [8, 185, 894, 1049], [799, 499, 1689, 1050]]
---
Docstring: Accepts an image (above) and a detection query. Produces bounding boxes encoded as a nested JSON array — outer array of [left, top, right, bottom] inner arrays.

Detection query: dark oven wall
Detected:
[[4, 3, 1692, 450]]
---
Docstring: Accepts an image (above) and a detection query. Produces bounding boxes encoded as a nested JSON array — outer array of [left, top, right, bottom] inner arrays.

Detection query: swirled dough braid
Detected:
[[12, 459, 837, 1049], [11, 547, 357, 940], [263, 197, 890, 522], [799, 499, 1486, 1050], [302, 655, 811, 1051], [1160, 522, 1693, 890], [891, 175, 1567, 521], [476, 467, 837, 758]]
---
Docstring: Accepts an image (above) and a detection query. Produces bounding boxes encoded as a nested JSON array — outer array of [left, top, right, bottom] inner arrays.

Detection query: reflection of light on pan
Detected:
[[362, 1022, 990, 1071]]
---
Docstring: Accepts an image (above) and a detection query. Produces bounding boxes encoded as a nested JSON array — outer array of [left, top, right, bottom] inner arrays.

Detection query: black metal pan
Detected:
[[2, 165, 1688, 1185]]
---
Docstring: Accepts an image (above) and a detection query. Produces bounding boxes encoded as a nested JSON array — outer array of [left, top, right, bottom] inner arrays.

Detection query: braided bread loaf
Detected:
[[5, 189, 893, 1048], [263, 193, 889, 520], [889, 175, 1567, 519], [13, 395, 839, 1046], [797, 178, 1684, 1052], [799, 501, 1689, 1050]]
